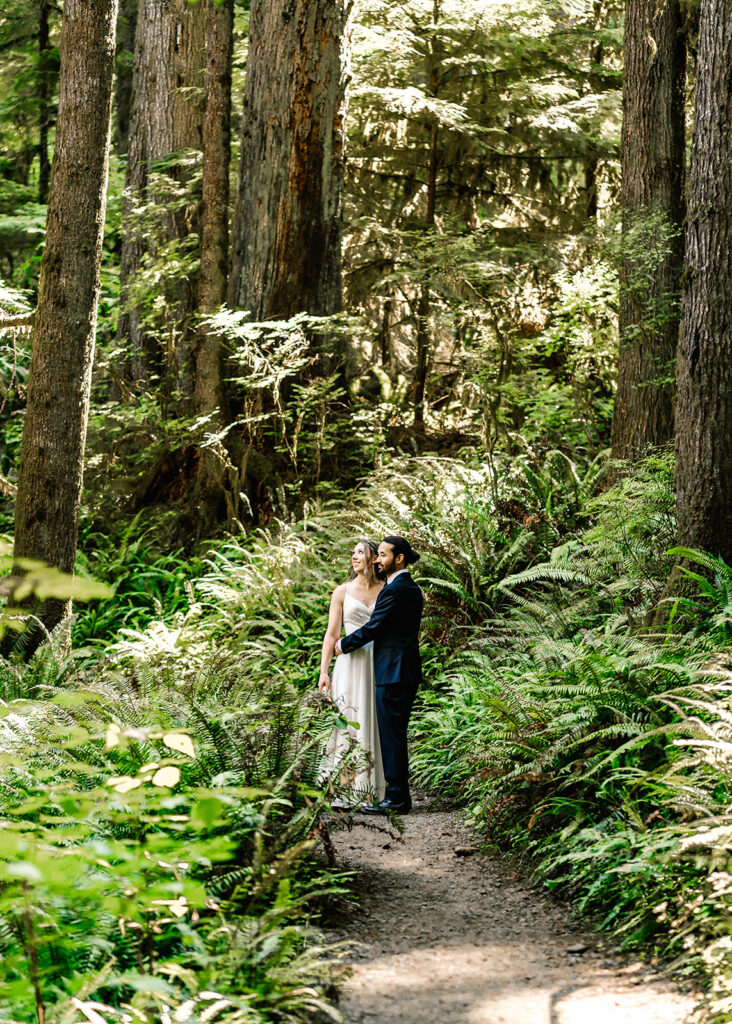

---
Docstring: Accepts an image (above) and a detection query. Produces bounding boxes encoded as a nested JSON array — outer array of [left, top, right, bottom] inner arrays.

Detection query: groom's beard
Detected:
[[374, 564, 386, 580]]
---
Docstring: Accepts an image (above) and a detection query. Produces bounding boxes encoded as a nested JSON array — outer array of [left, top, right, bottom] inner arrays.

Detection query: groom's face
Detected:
[[374, 542, 402, 579]]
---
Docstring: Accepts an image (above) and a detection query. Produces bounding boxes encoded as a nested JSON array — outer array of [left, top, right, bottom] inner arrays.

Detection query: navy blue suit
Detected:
[[340, 572, 423, 806]]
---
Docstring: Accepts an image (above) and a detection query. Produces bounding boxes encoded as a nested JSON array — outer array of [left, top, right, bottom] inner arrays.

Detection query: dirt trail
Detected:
[[327, 797, 695, 1024]]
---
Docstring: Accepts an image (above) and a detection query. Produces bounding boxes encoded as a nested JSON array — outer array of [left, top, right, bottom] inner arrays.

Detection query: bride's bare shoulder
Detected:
[[332, 582, 348, 601]]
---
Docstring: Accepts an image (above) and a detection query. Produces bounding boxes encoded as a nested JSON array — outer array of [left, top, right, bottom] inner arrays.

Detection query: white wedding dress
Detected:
[[327, 589, 385, 802]]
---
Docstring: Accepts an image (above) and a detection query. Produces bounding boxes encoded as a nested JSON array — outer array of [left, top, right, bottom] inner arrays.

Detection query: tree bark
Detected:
[[674, 0, 732, 562], [13, 0, 118, 639], [228, 0, 350, 321], [37, 0, 52, 204], [117, 0, 205, 392], [195, 0, 233, 417], [114, 0, 138, 157], [413, 283, 430, 431], [582, 7, 605, 225], [192, 0, 239, 532], [413, 0, 440, 432], [610, 0, 686, 461]]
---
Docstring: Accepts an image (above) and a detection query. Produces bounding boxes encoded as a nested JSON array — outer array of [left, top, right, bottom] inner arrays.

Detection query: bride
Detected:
[[318, 539, 385, 805]]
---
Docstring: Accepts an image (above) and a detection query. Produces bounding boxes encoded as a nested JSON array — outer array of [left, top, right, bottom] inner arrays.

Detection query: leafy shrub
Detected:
[[409, 456, 732, 1010], [0, 647, 358, 1023], [74, 517, 205, 648]]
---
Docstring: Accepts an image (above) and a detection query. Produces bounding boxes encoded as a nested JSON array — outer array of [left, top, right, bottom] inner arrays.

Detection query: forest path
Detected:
[[327, 797, 695, 1024]]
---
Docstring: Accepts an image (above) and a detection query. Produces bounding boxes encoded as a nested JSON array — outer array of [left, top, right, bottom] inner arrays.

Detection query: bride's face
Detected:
[[351, 544, 371, 576]]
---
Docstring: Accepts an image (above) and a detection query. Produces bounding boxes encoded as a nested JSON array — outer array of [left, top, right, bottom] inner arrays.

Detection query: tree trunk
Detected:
[[610, 0, 686, 461], [228, 0, 350, 321], [38, 0, 52, 204], [413, 283, 430, 431], [13, 0, 118, 642], [413, 0, 440, 432], [192, 0, 239, 532], [195, 0, 233, 417], [378, 296, 393, 368], [117, 0, 205, 393], [674, 0, 732, 562], [114, 0, 137, 157], [582, 8, 605, 225]]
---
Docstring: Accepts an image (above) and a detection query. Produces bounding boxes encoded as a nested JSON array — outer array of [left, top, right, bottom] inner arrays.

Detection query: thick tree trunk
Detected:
[[38, 0, 52, 204], [674, 0, 732, 562], [13, 0, 118, 640], [117, 0, 205, 392], [228, 0, 350, 321], [610, 0, 686, 461], [114, 0, 137, 157]]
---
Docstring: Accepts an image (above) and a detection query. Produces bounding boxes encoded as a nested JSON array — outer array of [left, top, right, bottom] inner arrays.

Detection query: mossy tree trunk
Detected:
[[13, 0, 118, 642], [610, 0, 686, 461]]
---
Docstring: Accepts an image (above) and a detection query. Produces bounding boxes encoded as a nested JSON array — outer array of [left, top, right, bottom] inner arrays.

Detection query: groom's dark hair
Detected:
[[383, 535, 420, 566]]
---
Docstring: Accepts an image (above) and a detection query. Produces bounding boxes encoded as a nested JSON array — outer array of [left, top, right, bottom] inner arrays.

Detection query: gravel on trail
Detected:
[[326, 796, 696, 1024]]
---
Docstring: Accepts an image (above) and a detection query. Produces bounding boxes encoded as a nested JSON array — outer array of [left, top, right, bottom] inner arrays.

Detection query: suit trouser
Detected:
[[375, 681, 418, 806]]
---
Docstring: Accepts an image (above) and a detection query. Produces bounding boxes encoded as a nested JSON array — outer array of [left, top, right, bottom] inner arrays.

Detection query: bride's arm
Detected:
[[318, 584, 345, 691]]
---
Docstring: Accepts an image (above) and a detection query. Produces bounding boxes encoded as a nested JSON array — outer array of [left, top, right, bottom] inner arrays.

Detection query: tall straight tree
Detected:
[[117, 0, 205, 390], [228, 0, 350, 321], [114, 0, 138, 157], [610, 0, 686, 461], [37, 0, 52, 204], [413, 0, 441, 431], [192, 0, 240, 530], [673, 0, 732, 562], [195, 0, 233, 419], [13, 0, 118, 636]]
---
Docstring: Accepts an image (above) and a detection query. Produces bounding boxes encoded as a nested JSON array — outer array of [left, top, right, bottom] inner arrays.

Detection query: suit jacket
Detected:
[[340, 572, 423, 687]]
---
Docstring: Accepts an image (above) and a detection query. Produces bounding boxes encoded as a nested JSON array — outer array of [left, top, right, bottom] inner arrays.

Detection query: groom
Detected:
[[335, 535, 424, 814]]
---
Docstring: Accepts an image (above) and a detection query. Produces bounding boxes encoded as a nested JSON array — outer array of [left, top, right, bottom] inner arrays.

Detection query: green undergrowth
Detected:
[[0, 621, 369, 1021], [5, 449, 732, 1021], [72, 514, 211, 650], [0, 447, 597, 1021], [410, 453, 732, 1020], [0, 648, 371, 1022]]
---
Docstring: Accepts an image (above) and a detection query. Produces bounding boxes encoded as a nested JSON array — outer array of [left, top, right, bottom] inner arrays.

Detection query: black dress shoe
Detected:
[[361, 798, 411, 815]]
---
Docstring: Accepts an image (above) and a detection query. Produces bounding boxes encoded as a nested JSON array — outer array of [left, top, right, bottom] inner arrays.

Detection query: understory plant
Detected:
[[410, 455, 732, 1016], [0, 643, 362, 1023]]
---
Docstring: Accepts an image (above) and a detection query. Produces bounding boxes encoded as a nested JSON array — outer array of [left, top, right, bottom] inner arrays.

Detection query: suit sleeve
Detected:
[[340, 586, 398, 653]]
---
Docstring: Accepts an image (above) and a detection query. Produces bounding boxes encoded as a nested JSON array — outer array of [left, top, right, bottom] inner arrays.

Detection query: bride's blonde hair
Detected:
[[347, 539, 379, 583]]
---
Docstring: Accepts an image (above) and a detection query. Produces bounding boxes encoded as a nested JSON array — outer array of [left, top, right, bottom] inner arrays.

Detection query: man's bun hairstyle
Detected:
[[383, 535, 421, 566]]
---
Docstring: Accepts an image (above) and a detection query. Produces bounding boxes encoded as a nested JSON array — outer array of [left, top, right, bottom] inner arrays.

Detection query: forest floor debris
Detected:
[[327, 797, 696, 1024]]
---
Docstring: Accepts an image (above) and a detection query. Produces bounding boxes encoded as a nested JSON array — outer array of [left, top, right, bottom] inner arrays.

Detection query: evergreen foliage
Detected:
[[1, 1, 732, 1020]]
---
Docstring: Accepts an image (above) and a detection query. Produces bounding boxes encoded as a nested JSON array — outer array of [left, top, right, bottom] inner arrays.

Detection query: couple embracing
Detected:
[[319, 536, 423, 814]]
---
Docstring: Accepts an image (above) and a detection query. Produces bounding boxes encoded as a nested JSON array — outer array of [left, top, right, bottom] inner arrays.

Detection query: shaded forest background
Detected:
[[1, 0, 628, 551]]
